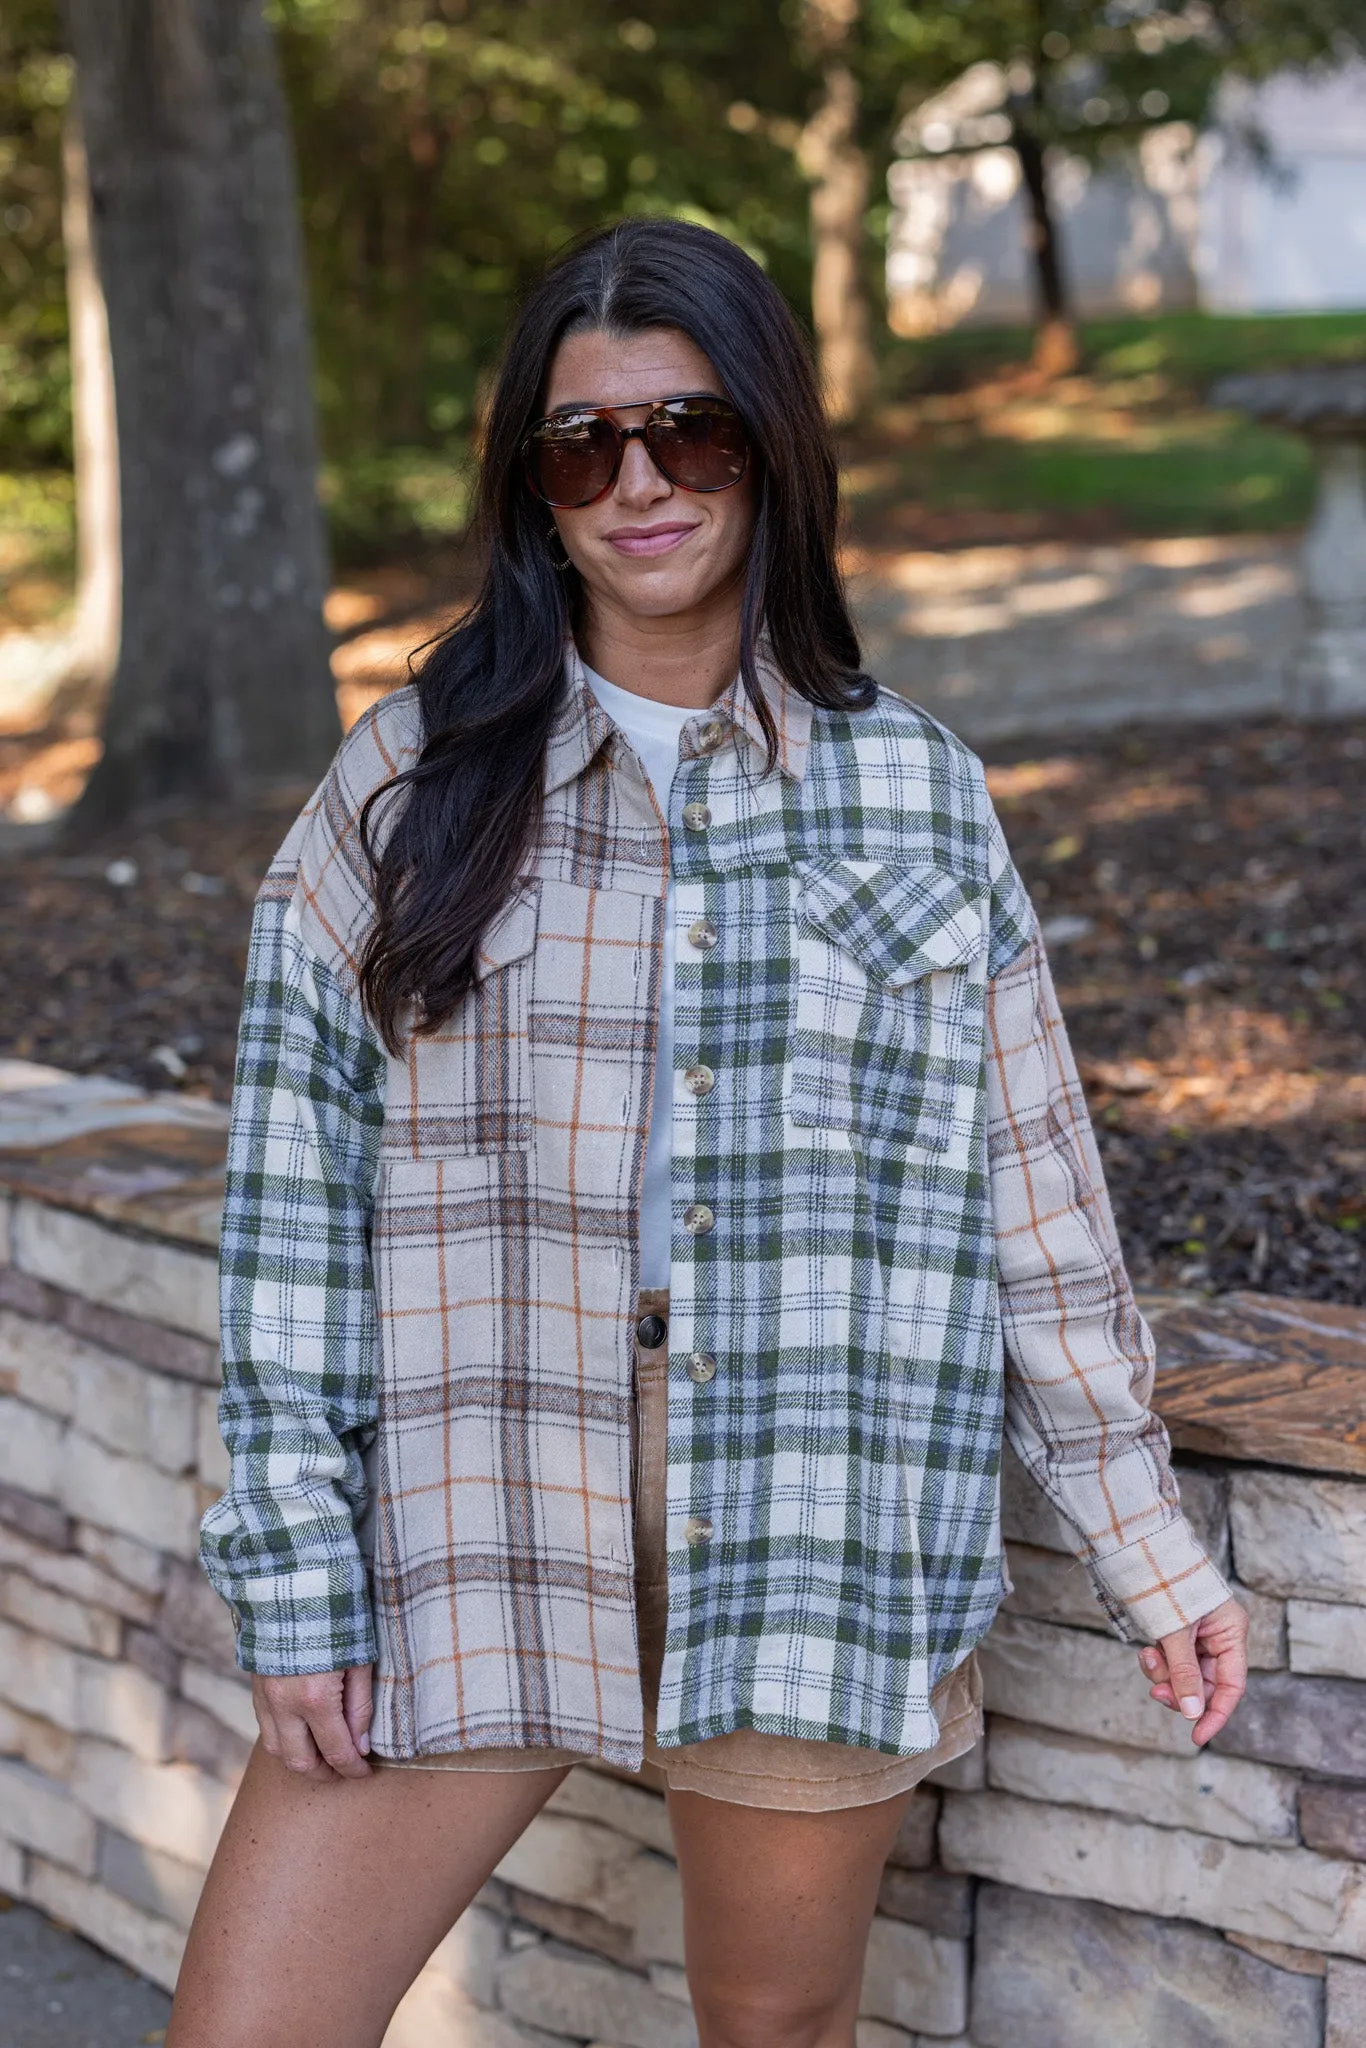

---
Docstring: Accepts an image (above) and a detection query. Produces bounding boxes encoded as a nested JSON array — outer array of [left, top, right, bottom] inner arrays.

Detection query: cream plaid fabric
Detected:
[[202, 651, 1228, 1765]]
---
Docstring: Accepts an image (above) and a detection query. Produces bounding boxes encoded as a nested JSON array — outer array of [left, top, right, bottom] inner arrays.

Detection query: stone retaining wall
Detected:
[[1, 1060, 1364, 2047]]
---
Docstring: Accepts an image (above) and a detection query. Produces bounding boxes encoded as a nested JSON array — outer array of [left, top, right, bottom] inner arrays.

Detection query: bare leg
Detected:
[[667, 1785, 912, 2048], [167, 1746, 569, 2048]]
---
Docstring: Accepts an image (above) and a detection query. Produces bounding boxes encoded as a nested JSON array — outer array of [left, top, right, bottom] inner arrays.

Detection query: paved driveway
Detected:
[[0, 1901, 171, 2048], [850, 533, 1299, 741]]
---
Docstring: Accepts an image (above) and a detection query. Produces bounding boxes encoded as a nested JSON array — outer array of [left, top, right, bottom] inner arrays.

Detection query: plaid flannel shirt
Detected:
[[201, 651, 1228, 1765]]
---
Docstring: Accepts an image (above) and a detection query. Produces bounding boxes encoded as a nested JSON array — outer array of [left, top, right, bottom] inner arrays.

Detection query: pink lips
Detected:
[[605, 522, 699, 558]]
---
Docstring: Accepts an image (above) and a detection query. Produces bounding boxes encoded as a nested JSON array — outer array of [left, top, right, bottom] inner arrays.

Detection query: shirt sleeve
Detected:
[[985, 925, 1232, 1644], [199, 876, 386, 1676]]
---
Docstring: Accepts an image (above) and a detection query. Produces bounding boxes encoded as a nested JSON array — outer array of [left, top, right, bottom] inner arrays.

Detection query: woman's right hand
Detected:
[[252, 1664, 374, 1781]]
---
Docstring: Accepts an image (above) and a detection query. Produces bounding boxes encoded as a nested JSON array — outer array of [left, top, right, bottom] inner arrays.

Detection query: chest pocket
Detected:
[[379, 880, 539, 1159], [789, 860, 988, 1154]]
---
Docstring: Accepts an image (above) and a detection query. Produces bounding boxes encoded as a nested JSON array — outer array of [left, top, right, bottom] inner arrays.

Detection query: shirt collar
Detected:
[[716, 643, 813, 784], [543, 644, 617, 796], [543, 640, 813, 796]]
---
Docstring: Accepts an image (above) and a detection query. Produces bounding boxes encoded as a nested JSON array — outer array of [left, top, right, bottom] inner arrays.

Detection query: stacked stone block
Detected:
[[1, 1065, 1364, 2046]]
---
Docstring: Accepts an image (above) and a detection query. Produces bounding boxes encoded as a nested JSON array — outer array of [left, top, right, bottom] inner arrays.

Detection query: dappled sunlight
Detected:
[[854, 533, 1294, 635], [324, 587, 392, 633], [849, 532, 1299, 740], [0, 734, 101, 823], [984, 758, 1086, 799], [1169, 562, 1298, 617], [323, 562, 447, 635], [1085, 779, 1204, 824], [330, 607, 461, 728], [1077, 1004, 1364, 1135]]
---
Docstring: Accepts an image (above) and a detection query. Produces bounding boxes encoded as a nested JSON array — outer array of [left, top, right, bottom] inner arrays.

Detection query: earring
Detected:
[[547, 527, 572, 572]]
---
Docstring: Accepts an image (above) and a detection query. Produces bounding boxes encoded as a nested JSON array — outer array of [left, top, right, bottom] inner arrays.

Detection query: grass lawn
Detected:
[[845, 309, 1366, 546]]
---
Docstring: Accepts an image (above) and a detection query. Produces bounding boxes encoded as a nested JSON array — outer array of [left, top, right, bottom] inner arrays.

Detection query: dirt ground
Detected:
[[1, 672, 1361, 1305]]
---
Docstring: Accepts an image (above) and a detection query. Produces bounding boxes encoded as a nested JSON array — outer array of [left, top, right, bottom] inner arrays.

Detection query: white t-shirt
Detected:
[[582, 663, 693, 1291]]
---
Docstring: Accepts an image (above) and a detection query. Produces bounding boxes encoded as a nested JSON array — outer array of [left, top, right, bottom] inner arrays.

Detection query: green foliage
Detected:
[[318, 446, 475, 559], [0, 0, 72, 469], [865, 0, 1366, 161], [269, 0, 816, 544]]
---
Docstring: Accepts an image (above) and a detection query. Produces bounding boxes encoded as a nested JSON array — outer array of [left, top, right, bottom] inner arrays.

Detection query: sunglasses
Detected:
[[521, 392, 750, 509]]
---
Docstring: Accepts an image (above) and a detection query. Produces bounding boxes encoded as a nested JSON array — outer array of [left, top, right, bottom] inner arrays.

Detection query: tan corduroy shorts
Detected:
[[381, 1289, 982, 1810]]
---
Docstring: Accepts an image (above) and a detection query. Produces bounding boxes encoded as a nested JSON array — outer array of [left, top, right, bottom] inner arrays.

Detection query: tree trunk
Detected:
[[1011, 119, 1078, 378], [61, 98, 121, 705], [61, 0, 337, 830], [799, 2, 877, 426]]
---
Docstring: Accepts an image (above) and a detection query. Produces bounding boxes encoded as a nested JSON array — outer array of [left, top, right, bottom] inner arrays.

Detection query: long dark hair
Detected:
[[359, 216, 869, 1052]]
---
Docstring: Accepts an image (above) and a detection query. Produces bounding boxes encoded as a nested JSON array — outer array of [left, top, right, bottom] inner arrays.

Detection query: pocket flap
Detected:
[[473, 880, 540, 980], [798, 860, 986, 987]]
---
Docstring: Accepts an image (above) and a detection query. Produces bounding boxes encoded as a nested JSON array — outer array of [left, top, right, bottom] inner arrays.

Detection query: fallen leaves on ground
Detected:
[[986, 717, 1364, 1302]]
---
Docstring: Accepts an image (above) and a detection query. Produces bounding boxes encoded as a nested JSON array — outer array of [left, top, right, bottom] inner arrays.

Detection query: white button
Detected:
[[683, 1064, 715, 1098], [686, 1352, 717, 1384], [684, 1515, 714, 1547], [682, 802, 711, 831], [687, 918, 718, 951], [697, 720, 727, 753], [683, 1203, 715, 1236]]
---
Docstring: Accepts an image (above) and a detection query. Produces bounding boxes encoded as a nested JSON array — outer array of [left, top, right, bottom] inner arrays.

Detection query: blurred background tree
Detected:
[[59, 0, 337, 826], [798, 0, 878, 423], [875, 1, 1366, 375]]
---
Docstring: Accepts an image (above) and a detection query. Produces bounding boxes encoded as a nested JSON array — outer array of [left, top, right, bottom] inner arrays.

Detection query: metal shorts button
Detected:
[[682, 1203, 715, 1236], [635, 1312, 668, 1350], [687, 918, 719, 951], [686, 1352, 717, 1383], [684, 1515, 713, 1547]]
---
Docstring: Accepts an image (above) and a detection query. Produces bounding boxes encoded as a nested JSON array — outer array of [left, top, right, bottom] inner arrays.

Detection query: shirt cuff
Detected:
[[1085, 1514, 1232, 1644], [217, 1563, 378, 1678]]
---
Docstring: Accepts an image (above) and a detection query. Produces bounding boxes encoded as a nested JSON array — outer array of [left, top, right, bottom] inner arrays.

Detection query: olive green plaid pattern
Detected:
[[202, 654, 1227, 1765]]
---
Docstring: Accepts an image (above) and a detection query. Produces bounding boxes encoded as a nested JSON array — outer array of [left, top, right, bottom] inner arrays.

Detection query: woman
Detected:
[[172, 218, 1247, 2048]]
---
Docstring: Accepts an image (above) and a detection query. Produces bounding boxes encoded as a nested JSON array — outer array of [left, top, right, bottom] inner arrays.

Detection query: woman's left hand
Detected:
[[1139, 1596, 1249, 1746]]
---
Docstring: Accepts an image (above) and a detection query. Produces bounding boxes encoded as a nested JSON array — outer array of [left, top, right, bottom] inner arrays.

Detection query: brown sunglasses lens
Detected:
[[648, 399, 749, 493], [526, 414, 621, 509], [524, 399, 749, 508]]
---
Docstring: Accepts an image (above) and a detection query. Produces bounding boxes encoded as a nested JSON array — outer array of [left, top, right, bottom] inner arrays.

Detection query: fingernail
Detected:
[[1180, 1695, 1203, 1720], [358, 1731, 370, 1754], [1139, 1650, 1157, 1672]]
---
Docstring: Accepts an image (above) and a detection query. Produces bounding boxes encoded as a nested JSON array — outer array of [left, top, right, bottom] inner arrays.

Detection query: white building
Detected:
[[885, 61, 1366, 332]]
